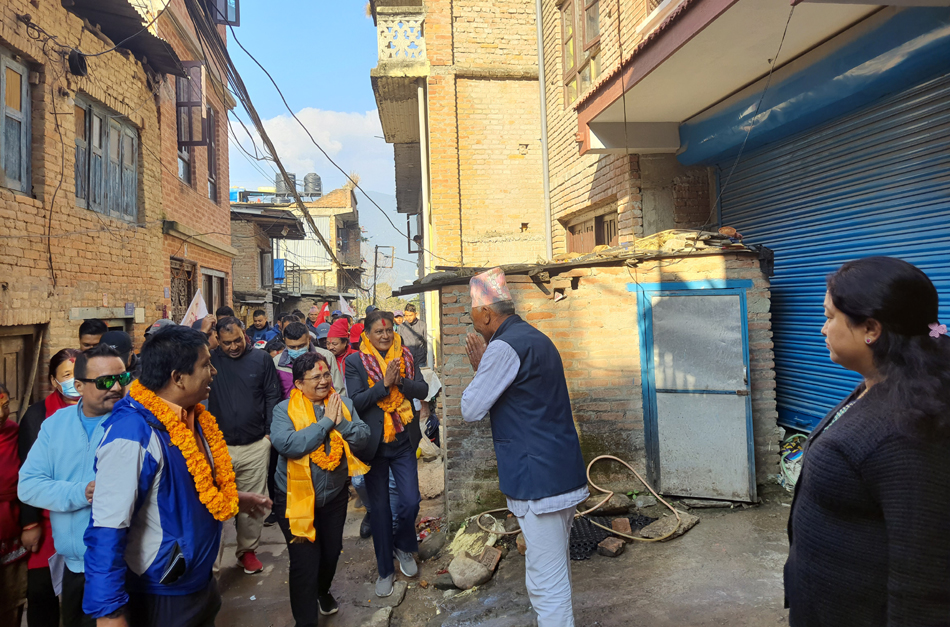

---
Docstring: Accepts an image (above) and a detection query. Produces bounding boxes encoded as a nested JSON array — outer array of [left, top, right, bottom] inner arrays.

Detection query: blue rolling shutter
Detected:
[[718, 72, 950, 432]]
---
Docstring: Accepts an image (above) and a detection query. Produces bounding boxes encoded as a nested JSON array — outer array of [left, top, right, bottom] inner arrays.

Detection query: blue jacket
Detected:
[[17, 402, 109, 574], [488, 315, 587, 500], [249, 324, 280, 345], [83, 396, 223, 618]]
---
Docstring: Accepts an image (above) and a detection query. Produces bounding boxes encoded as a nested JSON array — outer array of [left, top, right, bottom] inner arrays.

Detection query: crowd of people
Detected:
[[0, 300, 439, 626], [1, 256, 949, 627]]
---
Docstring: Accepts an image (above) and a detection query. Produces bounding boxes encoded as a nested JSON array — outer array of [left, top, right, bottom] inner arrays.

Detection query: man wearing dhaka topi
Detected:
[[461, 267, 588, 627], [83, 325, 271, 626]]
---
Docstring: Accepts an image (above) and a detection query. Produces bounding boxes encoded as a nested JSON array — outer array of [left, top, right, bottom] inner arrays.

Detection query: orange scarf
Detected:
[[285, 389, 369, 541], [129, 381, 239, 522], [360, 332, 415, 443]]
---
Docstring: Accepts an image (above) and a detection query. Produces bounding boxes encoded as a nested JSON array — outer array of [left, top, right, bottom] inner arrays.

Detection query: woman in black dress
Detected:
[[785, 256, 950, 626]]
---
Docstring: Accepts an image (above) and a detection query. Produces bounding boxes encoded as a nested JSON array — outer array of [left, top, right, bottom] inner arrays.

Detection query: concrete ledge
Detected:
[[162, 221, 239, 259]]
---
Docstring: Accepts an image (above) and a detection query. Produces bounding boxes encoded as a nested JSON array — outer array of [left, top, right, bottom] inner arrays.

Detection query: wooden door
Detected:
[[0, 327, 35, 417]]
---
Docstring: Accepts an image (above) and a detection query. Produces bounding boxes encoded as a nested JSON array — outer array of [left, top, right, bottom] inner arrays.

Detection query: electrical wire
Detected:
[[78, 2, 170, 58], [182, 0, 368, 293], [217, 15, 454, 266]]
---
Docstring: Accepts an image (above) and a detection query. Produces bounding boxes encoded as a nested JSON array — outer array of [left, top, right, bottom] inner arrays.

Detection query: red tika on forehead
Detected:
[[0, 394, 8, 403]]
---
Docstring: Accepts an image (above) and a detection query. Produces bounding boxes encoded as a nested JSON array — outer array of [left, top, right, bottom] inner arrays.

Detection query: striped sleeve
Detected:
[[83, 413, 162, 619]]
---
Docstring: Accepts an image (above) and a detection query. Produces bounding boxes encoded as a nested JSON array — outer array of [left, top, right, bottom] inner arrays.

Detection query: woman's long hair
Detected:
[[827, 256, 950, 438]]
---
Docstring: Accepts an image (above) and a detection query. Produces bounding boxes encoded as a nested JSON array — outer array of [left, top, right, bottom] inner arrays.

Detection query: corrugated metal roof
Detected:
[[392, 230, 771, 296], [66, 0, 185, 77]]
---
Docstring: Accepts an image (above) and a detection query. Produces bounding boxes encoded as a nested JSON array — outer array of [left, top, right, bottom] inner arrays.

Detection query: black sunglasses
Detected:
[[77, 372, 134, 390]]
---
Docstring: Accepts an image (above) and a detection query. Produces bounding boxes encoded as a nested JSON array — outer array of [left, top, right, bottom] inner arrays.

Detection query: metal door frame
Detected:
[[628, 279, 756, 501]]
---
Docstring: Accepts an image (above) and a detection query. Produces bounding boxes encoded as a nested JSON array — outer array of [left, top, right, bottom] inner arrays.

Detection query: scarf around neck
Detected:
[[358, 332, 416, 443]]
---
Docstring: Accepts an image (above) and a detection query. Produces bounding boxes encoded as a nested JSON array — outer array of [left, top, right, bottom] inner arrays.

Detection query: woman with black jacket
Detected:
[[785, 256, 950, 626], [345, 310, 428, 598]]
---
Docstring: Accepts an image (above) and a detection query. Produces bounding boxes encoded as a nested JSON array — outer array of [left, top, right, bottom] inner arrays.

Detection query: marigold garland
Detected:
[[129, 380, 240, 522], [310, 432, 346, 470], [360, 332, 415, 443]]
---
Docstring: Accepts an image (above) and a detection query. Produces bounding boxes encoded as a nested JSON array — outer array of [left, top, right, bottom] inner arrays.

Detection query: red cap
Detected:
[[349, 323, 364, 344], [328, 318, 349, 340]]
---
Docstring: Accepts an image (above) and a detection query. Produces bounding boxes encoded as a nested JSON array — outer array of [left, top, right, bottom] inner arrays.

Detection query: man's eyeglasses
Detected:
[[77, 372, 134, 390]]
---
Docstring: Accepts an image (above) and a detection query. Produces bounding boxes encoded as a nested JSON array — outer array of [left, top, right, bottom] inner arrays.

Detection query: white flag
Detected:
[[338, 296, 356, 317], [179, 289, 209, 327]]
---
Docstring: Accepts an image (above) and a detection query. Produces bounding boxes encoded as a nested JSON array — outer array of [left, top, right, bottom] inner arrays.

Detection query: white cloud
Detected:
[[228, 108, 394, 195]]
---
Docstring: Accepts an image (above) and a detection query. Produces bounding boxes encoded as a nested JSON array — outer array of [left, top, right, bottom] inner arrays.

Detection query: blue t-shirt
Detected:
[[78, 402, 110, 439]]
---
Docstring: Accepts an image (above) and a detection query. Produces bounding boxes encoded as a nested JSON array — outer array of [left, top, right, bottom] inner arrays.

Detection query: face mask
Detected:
[[287, 348, 308, 360], [58, 378, 81, 400]]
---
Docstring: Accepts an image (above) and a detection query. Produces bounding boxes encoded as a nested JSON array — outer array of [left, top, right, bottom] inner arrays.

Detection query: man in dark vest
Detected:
[[460, 267, 588, 627]]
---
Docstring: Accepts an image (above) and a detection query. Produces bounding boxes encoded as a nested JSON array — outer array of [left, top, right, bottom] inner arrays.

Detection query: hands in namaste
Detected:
[[383, 358, 402, 388], [466, 333, 487, 371], [326, 392, 344, 425]]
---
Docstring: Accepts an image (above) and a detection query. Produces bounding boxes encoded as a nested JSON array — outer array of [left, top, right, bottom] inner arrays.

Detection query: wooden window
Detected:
[[560, 1, 601, 105], [1, 52, 30, 193], [178, 145, 192, 185], [584, 0, 600, 49], [74, 105, 87, 203], [207, 107, 217, 201], [170, 259, 197, 323], [207, 0, 240, 26], [567, 218, 594, 254], [176, 62, 208, 147], [596, 213, 618, 247], [567, 211, 618, 253], [75, 97, 139, 219], [201, 269, 228, 313], [260, 251, 273, 288]]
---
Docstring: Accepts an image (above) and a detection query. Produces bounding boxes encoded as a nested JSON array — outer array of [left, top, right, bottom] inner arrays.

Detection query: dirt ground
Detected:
[[216, 483, 793, 627]]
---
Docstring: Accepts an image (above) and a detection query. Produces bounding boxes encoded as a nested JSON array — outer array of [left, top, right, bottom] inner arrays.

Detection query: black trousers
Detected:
[[126, 579, 221, 627], [26, 567, 59, 627], [267, 447, 279, 502], [61, 569, 95, 627], [274, 486, 349, 627]]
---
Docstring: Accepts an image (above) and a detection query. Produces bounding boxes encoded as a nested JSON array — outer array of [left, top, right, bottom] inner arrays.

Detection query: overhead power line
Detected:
[[181, 0, 367, 292]]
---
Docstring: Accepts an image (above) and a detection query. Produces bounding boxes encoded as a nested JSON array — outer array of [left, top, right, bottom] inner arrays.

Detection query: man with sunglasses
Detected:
[[18, 344, 130, 627]]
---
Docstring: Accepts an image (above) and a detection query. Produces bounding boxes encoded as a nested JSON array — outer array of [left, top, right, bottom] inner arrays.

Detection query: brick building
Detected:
[[376, 0, 782, 523], [229, 205, 305, 324], [231, 183, 365, 317], [370, 0, 550, 365], [0, 0, 235, 415]]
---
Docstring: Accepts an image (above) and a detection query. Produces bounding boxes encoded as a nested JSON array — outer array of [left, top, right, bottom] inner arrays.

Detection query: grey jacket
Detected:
[[270, 396, 369, 508]]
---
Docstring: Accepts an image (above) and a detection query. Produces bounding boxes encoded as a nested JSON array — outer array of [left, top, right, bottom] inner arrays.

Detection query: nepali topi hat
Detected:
[[470, 267, 512, 308]]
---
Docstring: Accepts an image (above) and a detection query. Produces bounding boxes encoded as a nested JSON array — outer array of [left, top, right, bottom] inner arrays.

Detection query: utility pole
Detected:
[[372, 245, 379, 307]]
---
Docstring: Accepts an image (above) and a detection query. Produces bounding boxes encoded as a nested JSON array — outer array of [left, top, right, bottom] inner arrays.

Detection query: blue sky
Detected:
[[226, 1, 417, 285]]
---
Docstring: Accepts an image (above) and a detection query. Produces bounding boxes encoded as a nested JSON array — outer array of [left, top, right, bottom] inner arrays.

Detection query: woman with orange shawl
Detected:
[[344, 310, 428, 598], [270, 351, 369, 622]]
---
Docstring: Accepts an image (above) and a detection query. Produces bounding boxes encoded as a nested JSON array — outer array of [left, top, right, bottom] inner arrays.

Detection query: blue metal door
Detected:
[[634, 280, 757, 502], [719, 73, 950, 432]]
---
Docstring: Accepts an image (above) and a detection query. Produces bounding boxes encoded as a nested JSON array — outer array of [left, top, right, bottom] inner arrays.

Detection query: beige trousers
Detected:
[[228, 436, 271, 557]]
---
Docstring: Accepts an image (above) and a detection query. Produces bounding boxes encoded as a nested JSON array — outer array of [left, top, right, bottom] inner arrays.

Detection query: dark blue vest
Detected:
[[488, 315, 587, 501]]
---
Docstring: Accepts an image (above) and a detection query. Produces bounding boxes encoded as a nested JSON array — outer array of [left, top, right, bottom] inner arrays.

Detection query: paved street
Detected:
[[217, 487, 792, 626]]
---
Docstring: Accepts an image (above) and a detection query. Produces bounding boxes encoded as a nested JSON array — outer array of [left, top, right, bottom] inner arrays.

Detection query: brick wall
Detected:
[[540, 0, 713, 251], [0, 0, 230, 405], [423, 0, 547, 267], [230, 220, 269, 294], [438, 253, 778, 524], [456, 78, 545, 265]]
